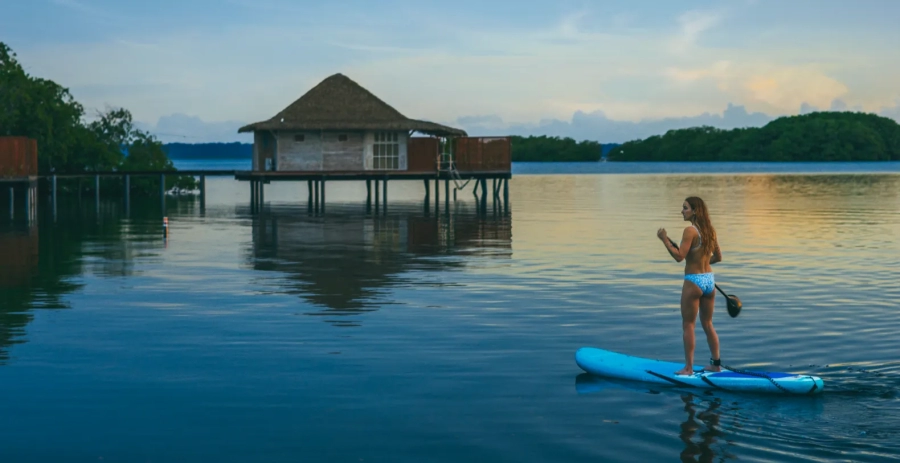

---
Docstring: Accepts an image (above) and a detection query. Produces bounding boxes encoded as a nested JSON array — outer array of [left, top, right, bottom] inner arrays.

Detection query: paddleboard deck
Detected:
[[575, 347, 823, 395]]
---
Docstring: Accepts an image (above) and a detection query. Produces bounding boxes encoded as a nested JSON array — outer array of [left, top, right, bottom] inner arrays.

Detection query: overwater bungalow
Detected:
[[235, 74, 510, 213]]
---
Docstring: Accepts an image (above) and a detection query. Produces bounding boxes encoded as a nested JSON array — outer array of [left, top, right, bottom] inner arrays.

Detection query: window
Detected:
[[373, 132, 400, 170], [338, 134, 348, 142], [294, 134, 305, 142]]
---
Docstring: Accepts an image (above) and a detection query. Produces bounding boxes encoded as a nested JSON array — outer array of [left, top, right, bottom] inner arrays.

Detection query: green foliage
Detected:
[[0, 42, 196, 193], [510, 135, 602, 162], [607, 112, 900, 162]]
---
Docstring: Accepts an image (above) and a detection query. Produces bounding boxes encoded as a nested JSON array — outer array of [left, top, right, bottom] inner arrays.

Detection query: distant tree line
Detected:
[[511, 135, 615, 162], [164, 142, 252, 159], [608, 112, 900, 162], [0, 42, 195, 194]]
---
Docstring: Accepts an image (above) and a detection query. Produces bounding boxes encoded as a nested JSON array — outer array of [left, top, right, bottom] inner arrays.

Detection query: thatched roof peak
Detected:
[[238, 73, 466, 137]]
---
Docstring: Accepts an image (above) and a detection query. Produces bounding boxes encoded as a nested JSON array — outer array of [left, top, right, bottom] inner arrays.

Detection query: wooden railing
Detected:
[[407, 136, 511, 174], [0, 137, 38, 177]]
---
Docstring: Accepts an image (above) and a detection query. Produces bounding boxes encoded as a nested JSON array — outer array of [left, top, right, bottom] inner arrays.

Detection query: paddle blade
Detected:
[[726, 295, 742, 318]]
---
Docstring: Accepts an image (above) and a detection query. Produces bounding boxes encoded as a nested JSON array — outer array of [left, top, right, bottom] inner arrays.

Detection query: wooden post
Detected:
[[28, 181, 36, 224], [308, 180, 314, 212], [480, 178, 487, 211], [314, 180, 319, 213], [9, 186, 13, 220], [23, 184, 29, 221], [503, 178, 509, 210], [374, 179, 380, 211], [124, 175, 130, 216], [366, 179, 372, 209], [382, 179, 387, 211], [199, 175, 206, 210], [444, 179, 449, 210], [320, 180, 324, 212], [160, 174, 166, 212], [52, 175, 58, 219], [259, 180, 265, 207], [250, 181, 257, 211], [424, 179, 430, 215], [434, 177, 440, 212], [95, 174, 100, 214]]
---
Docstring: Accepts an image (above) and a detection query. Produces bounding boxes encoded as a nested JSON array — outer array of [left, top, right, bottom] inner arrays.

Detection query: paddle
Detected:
[[667, 237, 742, 317]]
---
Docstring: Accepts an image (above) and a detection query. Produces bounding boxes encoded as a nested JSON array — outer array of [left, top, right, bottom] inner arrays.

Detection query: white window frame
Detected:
[[373, 132, 400, 170]]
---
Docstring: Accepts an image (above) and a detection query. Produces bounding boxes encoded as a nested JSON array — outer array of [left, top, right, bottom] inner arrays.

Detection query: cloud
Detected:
[[669, 10, 722, 53], [455, 103, 774, 143], [879, 100, 900, 122], [664, 61, 849, 114], [136, 114, 252, 143]]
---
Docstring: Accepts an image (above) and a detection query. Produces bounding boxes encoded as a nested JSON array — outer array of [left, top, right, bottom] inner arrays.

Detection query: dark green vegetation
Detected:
[[510, 136, 613, 162], [0, 42, 194, 193], [608, 112, 900, 162], [163, 137, 619, 163]]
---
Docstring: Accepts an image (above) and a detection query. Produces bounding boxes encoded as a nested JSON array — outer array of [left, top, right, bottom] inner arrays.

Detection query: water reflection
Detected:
[[678, 394, 731, 463], [0, 196, 178, 363], [247, 203, 512, 324], [0, 224, 43, 361]]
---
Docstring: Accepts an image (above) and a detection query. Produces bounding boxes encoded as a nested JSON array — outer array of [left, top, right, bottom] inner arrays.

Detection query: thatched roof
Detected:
[[238, 74, 466, 137]]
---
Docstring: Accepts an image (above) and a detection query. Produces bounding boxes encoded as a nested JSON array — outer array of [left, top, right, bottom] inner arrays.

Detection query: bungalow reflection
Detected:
[[247, 203, 512, 325], [0, 225, 40, 362]]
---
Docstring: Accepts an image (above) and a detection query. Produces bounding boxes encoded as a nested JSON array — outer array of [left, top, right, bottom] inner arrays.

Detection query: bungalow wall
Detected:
[[260, 130, 409, 172], [253, 132, 277, 171]]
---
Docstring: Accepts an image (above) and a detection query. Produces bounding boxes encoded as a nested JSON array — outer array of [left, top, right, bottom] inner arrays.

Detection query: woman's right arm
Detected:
[[710, 245, 722, 264]]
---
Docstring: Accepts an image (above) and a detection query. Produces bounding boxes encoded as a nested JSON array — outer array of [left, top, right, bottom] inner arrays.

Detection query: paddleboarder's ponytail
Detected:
[[685, 196, 718, 256]]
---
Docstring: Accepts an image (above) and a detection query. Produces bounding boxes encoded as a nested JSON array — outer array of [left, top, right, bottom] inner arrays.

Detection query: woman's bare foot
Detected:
[[674, 366, 694, 376]]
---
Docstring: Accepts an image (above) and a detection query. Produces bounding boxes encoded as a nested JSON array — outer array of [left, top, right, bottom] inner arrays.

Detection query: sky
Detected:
[[2, 0, 900, 143]]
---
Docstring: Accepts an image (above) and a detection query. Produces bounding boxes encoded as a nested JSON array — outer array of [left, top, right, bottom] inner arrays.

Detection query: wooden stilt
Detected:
[[382, 179, 387, 212], [503, 178, 509, 213], [374, 179, 380, 211], [199, 175, 206, 210], [95, 174, 100, 215], [480, 179, 487, 211], [124, 175, 130, 216], [259, 181, 265, 208], [23, 185, 29, 221], [434, 177, 440, 213], [52, 175, 58, 220], [314, 180, 319, 213]]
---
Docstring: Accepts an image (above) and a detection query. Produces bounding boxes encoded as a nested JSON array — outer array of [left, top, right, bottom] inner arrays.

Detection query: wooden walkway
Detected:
[[2, 168, 511, 222]]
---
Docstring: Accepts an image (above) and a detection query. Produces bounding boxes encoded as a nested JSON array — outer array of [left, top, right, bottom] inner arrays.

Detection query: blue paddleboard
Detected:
[[575, 347, 823, 395]]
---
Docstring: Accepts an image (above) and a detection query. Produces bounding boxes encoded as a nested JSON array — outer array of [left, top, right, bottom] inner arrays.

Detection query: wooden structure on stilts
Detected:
[[0, 137, 39, 225], [235, 73, 511, 215]]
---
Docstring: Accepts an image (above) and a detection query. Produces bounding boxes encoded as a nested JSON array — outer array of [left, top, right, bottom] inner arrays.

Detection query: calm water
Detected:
[[1, 163, 899, 462]]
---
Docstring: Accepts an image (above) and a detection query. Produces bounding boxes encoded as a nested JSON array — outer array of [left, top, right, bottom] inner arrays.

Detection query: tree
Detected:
[[0, 42, 196, 193], [607, 111, 900, 162]]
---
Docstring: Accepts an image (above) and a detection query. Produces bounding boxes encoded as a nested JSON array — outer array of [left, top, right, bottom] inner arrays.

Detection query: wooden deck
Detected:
[[234, 170, 511, 182]]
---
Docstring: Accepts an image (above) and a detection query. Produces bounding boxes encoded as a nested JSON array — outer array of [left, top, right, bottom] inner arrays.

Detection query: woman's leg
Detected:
[[699, 291, 720, 372], [676, 280, 702, 375]]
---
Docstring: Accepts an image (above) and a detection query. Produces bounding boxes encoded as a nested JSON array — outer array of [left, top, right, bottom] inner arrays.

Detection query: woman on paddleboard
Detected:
[[657, 196, 723, 376]]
